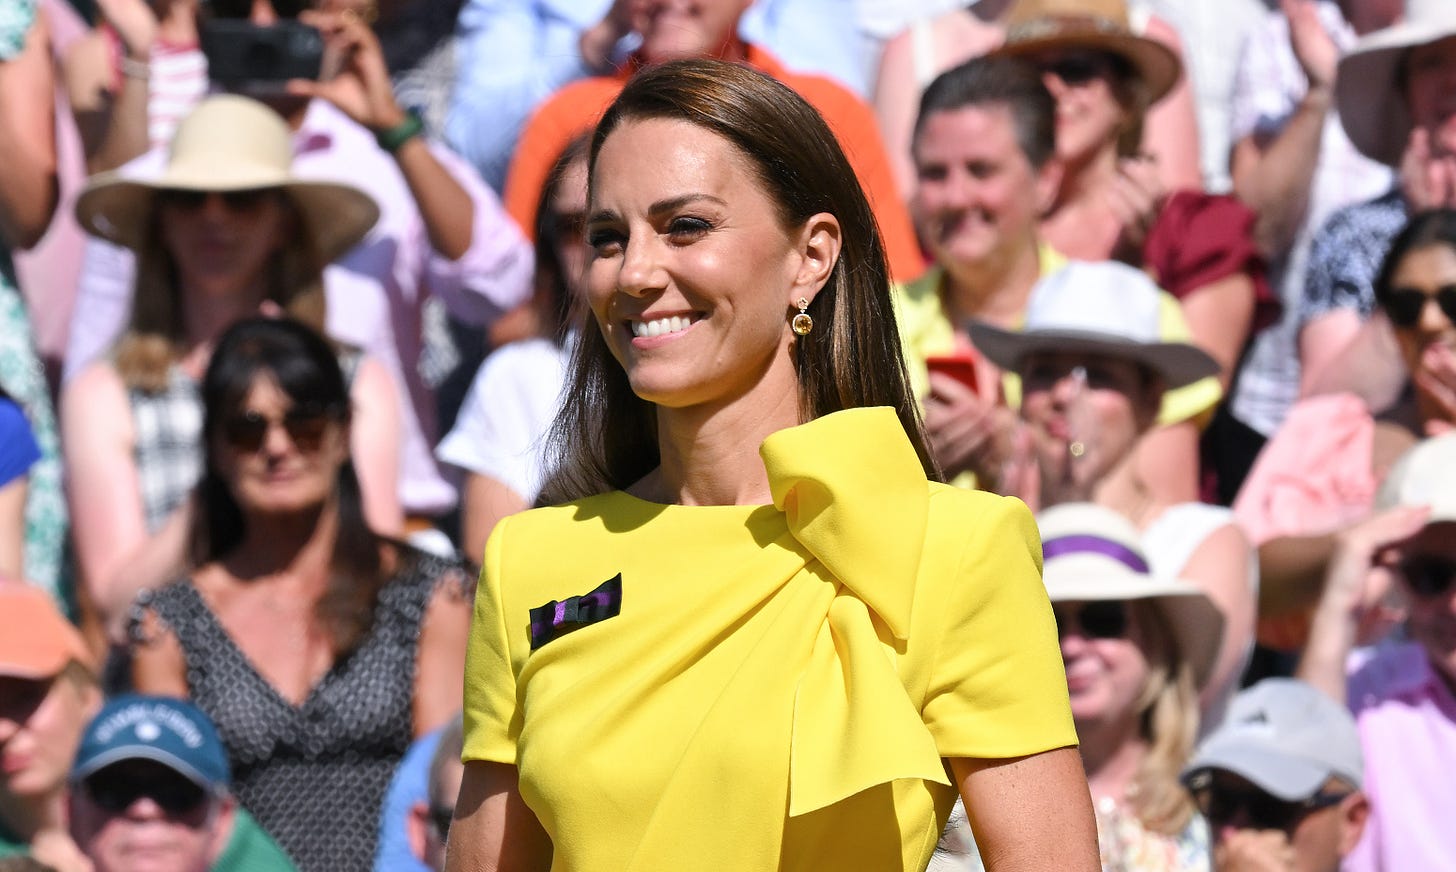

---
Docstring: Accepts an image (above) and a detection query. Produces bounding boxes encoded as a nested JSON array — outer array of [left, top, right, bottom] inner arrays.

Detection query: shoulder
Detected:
[[1348, 641, 1436, 714], [922, 488, 1040, 570], [1314, 191, 1405, 245]]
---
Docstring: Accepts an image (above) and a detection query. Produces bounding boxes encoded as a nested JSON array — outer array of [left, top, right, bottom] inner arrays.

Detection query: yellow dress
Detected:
[[462, 407, 1076, 871]]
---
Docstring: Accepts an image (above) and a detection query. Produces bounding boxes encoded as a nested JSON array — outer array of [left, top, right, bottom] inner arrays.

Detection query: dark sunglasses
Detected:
[[84, 768, 210, 817], [221, 404, 341, 453], [158, 188, 278, 213], [1398, 555, 1456, 598], [206, 0, 310, 19], [1037, 52, 1117, 86], [429, 804, 453, 841], [1379, 285, 1456, 328], [1189, 780, 1349, 832], [1054, 600, 1129, 640]]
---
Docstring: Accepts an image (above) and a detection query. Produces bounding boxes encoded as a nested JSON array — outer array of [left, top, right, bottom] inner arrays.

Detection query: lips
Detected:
[[630, 314, 697, 338]]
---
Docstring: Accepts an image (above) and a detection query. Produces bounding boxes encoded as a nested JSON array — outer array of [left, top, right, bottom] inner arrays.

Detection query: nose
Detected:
[[0, 714, 17, 743], [616, 235, 665, 298], [123, 795, 168, 821], [1418, 295, 1452, 335], [1041, 71, 1068, 100], [1049, 366, 1086, 406], [198, 193, 233, 222]]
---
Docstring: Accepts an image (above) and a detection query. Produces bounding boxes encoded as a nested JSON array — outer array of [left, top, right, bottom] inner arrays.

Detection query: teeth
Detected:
[[631, 316, 694, 338]]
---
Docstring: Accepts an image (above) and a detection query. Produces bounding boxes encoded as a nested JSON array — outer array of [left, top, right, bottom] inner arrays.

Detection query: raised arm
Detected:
[[348, 355, 404, 537], [62, 0, 158, 173], [1140, 15, 1202, 192], [0, 12, 58, 250]]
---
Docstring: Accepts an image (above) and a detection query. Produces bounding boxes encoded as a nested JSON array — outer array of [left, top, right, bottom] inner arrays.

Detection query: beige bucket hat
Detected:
[[75, 94, 379, 262], [1336, 0, 1456, 167], [993, 0, 1182, 105], [1038, 502, 1224, 690]]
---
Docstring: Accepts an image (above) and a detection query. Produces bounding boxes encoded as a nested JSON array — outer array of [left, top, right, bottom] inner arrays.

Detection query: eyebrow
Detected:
[[587, 193, 727, 226]]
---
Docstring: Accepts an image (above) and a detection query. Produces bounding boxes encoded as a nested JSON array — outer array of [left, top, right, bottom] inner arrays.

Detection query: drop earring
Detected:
[[791, 298, 814, 336]]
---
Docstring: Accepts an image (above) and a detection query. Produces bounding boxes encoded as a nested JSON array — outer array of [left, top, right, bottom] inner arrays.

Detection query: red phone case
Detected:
[[925, 354, 980, 394]]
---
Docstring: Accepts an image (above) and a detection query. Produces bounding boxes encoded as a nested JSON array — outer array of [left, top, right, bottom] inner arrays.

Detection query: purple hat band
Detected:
[[1042, 535, 1150, 574]]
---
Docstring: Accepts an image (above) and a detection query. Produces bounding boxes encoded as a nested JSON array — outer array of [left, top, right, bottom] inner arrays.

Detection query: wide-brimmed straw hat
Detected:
[[993, 0, 1182, 105], [968, 260, 1220, 388], [1038, 502, 1224, 689], [75, 95, 379, 262], [1337, 0, 1456, 167]]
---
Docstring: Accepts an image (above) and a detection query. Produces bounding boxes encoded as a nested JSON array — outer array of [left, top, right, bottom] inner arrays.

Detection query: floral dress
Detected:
[[1095, 795, 1211, 872]]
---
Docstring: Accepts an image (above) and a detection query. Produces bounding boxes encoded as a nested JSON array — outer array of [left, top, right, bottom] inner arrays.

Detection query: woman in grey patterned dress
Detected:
[[129, 318, 472, 872]]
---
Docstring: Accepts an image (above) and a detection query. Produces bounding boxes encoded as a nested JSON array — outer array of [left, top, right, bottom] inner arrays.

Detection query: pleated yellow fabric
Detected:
[[462, 407, 1075, 871]]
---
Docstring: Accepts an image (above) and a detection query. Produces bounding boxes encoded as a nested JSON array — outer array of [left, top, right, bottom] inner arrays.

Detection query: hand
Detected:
[[1213, 827, 1297, 872], [1414, 343, 1456, 436], [1324, 505, 1429, 644], [94, 0, 157, 59], [1108, 154, 1166, 260], [1399, 128, 1456, 211], [923, 372, 1017, 488], [580, 0, 644, 70], [1280, 0, 1338, 94], [287, 10, 406, 133]]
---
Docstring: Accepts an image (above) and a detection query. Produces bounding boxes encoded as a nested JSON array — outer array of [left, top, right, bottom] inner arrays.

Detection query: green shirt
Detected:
[[0, 816, 25, 859], [217, 809, 298, 871]]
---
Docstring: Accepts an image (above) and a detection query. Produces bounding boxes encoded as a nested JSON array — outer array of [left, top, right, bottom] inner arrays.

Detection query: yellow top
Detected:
[[463, 407, 1076, 872], [894, 249, 1223, 427]]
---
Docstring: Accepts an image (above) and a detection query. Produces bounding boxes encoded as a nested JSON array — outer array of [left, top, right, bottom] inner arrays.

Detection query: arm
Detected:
[[1140, 15, 1202, 192], [461, 474, 527, 568], [0, 13, 58, 250], [444, 761, 552, 872], [413, 571, 472, 736], [1299, 309, 1366, 397], [869, 27, 922, 202], [1181, 523, 1257, 714], [0, 477, 25, 579], [64, 236, 139, 382], [62, 0, 157, 173], [1180, 273, 1257, 391], [1132, 420, 1201, 506], [130, 606, 190, 697], [1302, 310, 1407, 409], [348, 356, 403, 537], [951, 749, 1099, 872], [61, 362, 190, 637]]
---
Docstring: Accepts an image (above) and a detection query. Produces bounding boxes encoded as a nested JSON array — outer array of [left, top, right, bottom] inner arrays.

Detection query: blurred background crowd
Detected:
[[2, 0, 1455, 869]]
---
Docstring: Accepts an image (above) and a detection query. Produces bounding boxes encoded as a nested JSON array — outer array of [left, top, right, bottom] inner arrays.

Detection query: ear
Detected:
[[1338, 791, 1371, 855], [1034, 159, 1064, 217], [209, 795, 238, 863], [789, 212, 842, 306], [407, 800, 431, 864]]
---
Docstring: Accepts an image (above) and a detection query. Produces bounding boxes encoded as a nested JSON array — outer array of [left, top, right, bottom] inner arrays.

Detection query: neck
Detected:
[[1093, 452, 1162, 528], [940, 238, 1042, 326], [1077, 714, 1148, 802], [181, 283, 270, 350], [1054, 146, 1120, 210], [156, 0, 198, 44], [0, 789, 65, 845], [228, 500, 339, 585]]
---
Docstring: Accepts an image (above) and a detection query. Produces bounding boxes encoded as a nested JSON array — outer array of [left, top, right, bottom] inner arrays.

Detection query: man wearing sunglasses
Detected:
[[68, 695, 296, 872], [1182, 679, 1368, 872]]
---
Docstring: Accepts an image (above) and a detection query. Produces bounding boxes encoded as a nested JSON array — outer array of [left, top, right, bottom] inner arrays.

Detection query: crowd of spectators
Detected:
[[2, 0, 1456, 869]]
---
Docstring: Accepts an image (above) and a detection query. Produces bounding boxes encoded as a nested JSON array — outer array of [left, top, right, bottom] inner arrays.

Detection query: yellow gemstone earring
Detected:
[[791, 298, 814, 336]]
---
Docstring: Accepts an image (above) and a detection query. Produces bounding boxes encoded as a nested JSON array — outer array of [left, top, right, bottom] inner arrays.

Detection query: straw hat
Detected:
[[75, 95, 379, 262], [1038, 502, 1224, 689], [968, 260, 1220, 388], [1376, 432, 1456, 524], [1337, 0, 1456, 167], [994, 0, 1182, 105]]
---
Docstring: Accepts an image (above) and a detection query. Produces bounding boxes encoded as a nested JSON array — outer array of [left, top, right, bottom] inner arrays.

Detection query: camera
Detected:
[[199, 19, 325, 93]]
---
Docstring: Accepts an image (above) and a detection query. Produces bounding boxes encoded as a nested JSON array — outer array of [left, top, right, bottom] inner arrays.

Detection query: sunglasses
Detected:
[[207, 0, 310, 19], [84, 768, 210, 817], [429, 804, 453, 841], [158, 188, 279, 213], [220, 404, 341, 453], [1054, 600, 1129, 640], [1398, 555, 1456, 598], [1189, 780, 1349, 832], [1037, 51, 1118, 86], [1380, 285, 1456, 329]]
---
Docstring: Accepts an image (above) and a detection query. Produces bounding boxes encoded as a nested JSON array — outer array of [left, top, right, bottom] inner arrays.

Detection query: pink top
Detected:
[[1344, 642, 1456, 871]]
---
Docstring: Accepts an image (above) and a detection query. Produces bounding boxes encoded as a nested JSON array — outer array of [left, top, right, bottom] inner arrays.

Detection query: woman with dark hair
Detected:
[[129, 317, 472, 872], [448, 58, 1098, 871]]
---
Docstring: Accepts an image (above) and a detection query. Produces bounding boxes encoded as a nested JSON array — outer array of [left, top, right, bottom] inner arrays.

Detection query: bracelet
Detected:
[[375, 112, 424, 154], [120, 55, 150, 81]]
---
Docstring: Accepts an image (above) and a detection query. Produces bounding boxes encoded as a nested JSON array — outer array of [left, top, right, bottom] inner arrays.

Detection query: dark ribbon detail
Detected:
[[528, 574, 623, 651], [1041, 535, 1150, 574]]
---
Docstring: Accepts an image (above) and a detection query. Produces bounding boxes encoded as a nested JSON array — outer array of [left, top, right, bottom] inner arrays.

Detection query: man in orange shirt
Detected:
[[501, 0, 926, 283]]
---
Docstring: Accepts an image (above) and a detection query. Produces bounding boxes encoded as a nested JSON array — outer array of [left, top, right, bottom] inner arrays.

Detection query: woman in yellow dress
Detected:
[[446, 58, 1100, 872]]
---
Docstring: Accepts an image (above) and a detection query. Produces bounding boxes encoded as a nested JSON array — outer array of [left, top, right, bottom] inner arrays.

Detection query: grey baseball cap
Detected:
[[1182, 679, 1363, 800]]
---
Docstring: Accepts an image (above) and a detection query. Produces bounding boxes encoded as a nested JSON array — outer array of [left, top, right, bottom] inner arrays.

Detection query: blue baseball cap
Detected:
[[71, 695, 230, 790]]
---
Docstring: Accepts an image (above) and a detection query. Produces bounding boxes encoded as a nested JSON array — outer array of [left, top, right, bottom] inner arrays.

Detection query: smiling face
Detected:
[[635, 0, 753, 64], [586, 117, 831, 414], [913, 103, 1054, 273], [1055, 598, 1152, 729], [156, 189, 292, 302], [1405, 36, 1456, 157], [1385, 242, 1456, 379], [0, 668, 98, 802]]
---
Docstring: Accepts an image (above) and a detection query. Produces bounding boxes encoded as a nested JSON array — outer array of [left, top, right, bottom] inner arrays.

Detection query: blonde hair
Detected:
[[1125, 598, 1200, 836], [114, 194, 327, 392]]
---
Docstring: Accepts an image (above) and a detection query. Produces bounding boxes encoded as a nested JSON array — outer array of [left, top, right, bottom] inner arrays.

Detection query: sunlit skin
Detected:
[[1405, 36, 1456, 157], [1203, 771, 1363, 872], [156, 190, 292, 303], [1386, 243, 1456, 374], [1054, 599, 1149, 729], [912, 104, 1053, 276], [585, 118, 818, 414], [69, 760, 229, 872], [1031, 50, 1129, 170], [0, 672, 96, 801], [210, 374, 350, 518], [1019, 352, 1160, 504], [633, 0, 753, 64]]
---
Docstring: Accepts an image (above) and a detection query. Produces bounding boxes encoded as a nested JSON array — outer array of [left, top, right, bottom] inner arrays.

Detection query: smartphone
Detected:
[[200, 20, 325, 93], [925, 354, 980, 395]]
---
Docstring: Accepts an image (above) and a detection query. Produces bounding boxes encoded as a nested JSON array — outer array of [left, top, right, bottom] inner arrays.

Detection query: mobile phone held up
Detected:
[[925, 353, 981, 395], [200, 20, 325, 94]]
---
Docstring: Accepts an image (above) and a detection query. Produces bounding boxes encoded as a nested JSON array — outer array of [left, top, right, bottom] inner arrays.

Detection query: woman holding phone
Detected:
[[447, 59, 1099, 872]]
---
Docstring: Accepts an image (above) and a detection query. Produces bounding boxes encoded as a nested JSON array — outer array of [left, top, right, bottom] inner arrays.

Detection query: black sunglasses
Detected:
[[84, 768, 210, 817], [221, 404, 341, 454], [1037, 52, 1117, 86], [429, 804, 454, 841], [1054, 600, 1129, 640], [206, 0, 310, 19], [1189, 780, 1349, 832], [1379, 285, 1456, 328], [1399, 555, 1456, 598], [158, 188, 279, 213]]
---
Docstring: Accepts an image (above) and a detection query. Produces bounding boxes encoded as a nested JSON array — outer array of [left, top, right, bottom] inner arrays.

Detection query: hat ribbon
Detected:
[[1042, 534, 1150, 573]]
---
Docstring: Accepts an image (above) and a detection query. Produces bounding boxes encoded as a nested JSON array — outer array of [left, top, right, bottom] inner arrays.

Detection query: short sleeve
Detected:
[[0, 397, 40, 488], [1300, 195, 1407, 327], [461, 516, 522, 764], [920, 495, 1077, 759], [1155, 294, 1223, 426]]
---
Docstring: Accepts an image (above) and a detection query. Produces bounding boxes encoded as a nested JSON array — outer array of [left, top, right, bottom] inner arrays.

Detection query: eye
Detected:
[[666, 216, 712, 241], [967, 160, 995, 180], [586, 225, 625, 256], [915, 163, 948, 183]]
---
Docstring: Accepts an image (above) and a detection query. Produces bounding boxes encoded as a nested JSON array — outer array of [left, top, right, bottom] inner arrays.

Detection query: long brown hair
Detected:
[[114, 192, 327, 392], [540, 59, 936, 503]]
